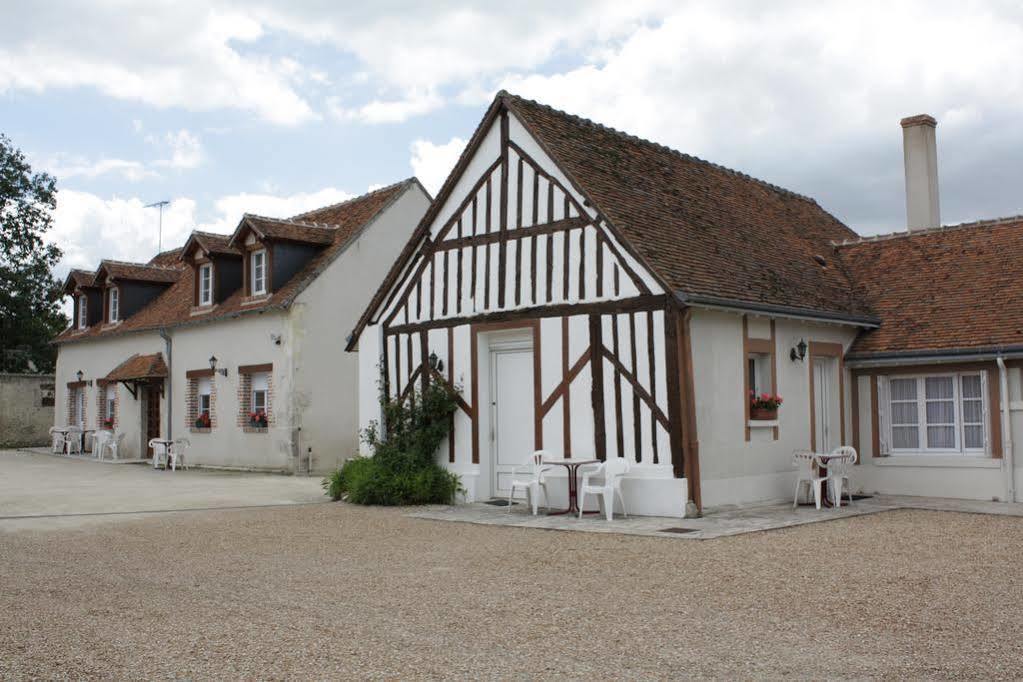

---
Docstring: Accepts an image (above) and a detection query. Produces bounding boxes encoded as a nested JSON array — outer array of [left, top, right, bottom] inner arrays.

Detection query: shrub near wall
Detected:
[[324, 381, 462, 505]]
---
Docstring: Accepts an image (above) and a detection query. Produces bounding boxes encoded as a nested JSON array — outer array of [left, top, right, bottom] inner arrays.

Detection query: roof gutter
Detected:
[[675, 292, 881, 328], [846, 345, 1023, 368]]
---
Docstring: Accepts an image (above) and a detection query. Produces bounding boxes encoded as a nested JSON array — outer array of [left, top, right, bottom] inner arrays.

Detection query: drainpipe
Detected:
[[160, 328, 172, 441], [996, 356, 1014, 502]]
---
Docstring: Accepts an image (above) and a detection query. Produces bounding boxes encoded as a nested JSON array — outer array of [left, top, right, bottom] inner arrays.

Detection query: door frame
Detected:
[[142, 381, 162, 457], [489, 339, 535, 499], [808, 341, 845, 451]]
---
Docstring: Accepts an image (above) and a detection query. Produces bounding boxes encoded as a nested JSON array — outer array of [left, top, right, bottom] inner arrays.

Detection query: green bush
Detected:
[[323, 380, 463, 505]]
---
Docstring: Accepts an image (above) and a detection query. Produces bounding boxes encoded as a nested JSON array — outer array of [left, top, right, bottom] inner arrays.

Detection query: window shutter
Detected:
[[877, 376, 891, 456]]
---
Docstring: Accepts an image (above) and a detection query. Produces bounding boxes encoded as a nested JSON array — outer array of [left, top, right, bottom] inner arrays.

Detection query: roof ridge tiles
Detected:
[[498, 90, 817, 205], [242, 213, 339, 230], [288, 177, 416, 221], [832, 214, 1023, 247], [100, 258, 180, 271]]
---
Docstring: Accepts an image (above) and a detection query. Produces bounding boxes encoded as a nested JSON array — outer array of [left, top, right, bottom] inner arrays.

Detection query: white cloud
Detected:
[[150, 129, 204, 169], [40, 155, 157, 183], [327, 90, 443, 124], [409, 137, 466, 195]]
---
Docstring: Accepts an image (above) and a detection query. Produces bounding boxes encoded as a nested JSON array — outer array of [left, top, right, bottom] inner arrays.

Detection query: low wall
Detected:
[[0, 373, 55, 448]]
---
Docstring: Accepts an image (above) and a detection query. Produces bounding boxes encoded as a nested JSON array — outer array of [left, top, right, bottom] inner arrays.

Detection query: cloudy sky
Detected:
[[4, 0, 1023, 287]]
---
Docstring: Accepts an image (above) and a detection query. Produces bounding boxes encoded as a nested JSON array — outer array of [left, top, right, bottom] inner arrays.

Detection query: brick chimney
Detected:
[[901, 114, 940, 230]]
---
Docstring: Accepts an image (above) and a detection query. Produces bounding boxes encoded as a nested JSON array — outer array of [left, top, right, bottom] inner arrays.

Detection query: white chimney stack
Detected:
[[901, 114, 940, 231]]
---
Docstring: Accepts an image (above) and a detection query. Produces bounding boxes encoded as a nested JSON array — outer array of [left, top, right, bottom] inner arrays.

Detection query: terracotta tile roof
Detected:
[[55, 179, 416, 344], [63, 269, 96, 294], [232, 215, 336, 247], [181, 232, 240, 259], [502, 92, 873, 321], [837, 217, 1023, 357], [148, 248, 185, 267], [104, 353, 168, 381], [97, 259, 182, 284]]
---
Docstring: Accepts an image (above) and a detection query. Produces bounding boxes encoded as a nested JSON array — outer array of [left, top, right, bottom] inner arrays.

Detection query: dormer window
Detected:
[[198, 263, 213, 306], [78, 296, 88, 329], [108, 287, 119, 322], [251, 249, 267, 295]]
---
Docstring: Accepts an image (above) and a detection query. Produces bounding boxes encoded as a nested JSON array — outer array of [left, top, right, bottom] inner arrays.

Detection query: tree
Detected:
[[0, 134, 67, 373]]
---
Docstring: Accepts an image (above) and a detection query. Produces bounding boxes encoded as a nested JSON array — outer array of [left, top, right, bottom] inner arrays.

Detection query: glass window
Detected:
[[108, 287, 119, 322], [199, 263, 213, 306], [747, 353, 770, 395], [251, 250, 266, 295], [886, 373, 987, 455], [78, 296, 88, 329], [105, 385, 116, 424], [251, 372, 268, 414], [197, 376, 212, 416]]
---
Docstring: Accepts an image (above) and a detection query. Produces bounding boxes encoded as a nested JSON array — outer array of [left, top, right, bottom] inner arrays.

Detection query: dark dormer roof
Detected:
[[228, 215, 336, 248], [180, 231, 242, 261], [95, 260, 182, 285], [63, 269, 97, 295]]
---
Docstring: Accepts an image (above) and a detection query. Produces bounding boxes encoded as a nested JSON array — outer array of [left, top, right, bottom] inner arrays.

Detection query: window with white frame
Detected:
[[78, 296, 88, 329], [108, 287, 119, 322], [883, 372, 987, 455], [747, 353, 771, 395], [250, 250, 267, 295], [197, 376, 212, 417], [251, 372, 268, 414], [198, 263, 213, 306]]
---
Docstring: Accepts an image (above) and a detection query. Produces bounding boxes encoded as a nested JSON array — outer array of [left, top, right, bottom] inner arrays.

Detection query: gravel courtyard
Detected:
[[2, 502, 1022, 679]]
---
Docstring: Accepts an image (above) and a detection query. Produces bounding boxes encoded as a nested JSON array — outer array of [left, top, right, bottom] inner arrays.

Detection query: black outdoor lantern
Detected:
[[76, 370, 84, 382], [428, 351, 444, 374], [790, 338, 808, 362], [209, 355, 228, 377]]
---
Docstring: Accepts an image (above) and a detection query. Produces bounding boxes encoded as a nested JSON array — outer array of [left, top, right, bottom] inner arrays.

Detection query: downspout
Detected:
[[996, 357, 1014, 503], [160, 328, 172, 441]]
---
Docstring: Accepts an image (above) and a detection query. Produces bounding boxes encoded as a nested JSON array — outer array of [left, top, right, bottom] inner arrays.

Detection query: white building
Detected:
[[349, 93, 1023, 515], [55, 179, 430, 472]]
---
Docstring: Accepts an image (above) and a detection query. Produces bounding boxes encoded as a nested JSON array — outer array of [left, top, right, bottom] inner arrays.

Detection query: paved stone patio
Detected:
[[409, 494, 1023, 539]]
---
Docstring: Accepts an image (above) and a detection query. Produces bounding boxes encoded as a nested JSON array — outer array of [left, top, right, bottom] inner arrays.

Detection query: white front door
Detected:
[[490, 347, 535, 498], [813, 358, 832, 452]]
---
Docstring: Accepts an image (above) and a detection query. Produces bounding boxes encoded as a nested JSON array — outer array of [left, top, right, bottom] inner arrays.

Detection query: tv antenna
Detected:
[[145, 200, 170, 252]]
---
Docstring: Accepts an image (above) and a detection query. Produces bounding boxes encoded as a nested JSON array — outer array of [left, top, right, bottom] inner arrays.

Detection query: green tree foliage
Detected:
[[323, 381, 463, 505], [0, 134, 66, 373]]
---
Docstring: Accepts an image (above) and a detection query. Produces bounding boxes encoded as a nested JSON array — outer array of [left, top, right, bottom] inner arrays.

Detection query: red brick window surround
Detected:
[[66, 381, 86, 427], [238, 363, 273, 432], [185, 368, 216, 432]]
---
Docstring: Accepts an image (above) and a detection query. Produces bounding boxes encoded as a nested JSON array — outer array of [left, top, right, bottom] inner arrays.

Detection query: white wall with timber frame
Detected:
[[357, 104, 689, 517]]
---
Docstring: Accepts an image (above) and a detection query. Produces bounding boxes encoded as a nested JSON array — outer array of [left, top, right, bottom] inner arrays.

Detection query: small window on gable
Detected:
[[78, 296, 88, 329], [251, 250, 267, 296], [108, 287, 119, 322], [198, 263, 213, 306]]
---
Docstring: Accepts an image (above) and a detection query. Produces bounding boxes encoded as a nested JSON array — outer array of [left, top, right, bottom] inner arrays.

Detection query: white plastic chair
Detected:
[[49, 428, 65, 454], [508, 450, 551, 515], [102, 432, 125, 460], [578, 457, 631, 521], [793, 451, 829, 510], [169, 438, 191, 471], [149, 439, 169, 469], [92, 431, 112, 459], [64, 428, 83, 455], [827, 446, 858, 507]]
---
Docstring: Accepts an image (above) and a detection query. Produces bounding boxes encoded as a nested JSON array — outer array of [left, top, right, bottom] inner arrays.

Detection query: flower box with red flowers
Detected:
[[248, 411, 268, 428], [102, 418, 115, 430], [194, 412, 211, 429], [749, 391, 783, 420]]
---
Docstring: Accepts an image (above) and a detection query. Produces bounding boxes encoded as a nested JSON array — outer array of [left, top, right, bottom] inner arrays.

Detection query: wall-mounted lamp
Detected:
[[76, 370, 84, 382], [428, 351, 444, 374], [790, 339, 808, 362], [208, 355, 229, 377]]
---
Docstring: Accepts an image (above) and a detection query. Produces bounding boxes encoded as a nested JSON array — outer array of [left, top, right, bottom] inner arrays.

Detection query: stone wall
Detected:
[[0, 373, 55, 448]]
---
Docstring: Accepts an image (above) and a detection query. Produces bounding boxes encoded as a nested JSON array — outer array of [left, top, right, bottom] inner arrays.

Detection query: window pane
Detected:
[[924, 376, 954, 400], [893, 426, 919, 449], [890, 378, 916, 401], [965, 425, 984, 449], [926, 400, 955, 424], [961, 375, 982, 400], [963, 400, 983, 424], [891, 402, 918, 425], [927, 425, 956, 449]]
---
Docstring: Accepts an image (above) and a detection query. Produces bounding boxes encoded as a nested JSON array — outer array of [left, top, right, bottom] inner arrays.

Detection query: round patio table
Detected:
[[150, 438, 174, 469], [540, 458, 598, 515]]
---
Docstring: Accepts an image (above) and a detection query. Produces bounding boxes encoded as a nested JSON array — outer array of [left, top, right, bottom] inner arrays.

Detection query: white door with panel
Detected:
[[490, 346, 535, 499]]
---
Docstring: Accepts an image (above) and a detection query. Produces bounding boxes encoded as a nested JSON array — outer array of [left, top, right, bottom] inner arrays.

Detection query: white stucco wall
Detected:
[[54, 331, 165, 460], [690, 309, 859, 508], [292, 184, 431, 473]]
